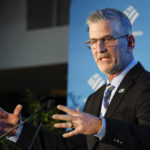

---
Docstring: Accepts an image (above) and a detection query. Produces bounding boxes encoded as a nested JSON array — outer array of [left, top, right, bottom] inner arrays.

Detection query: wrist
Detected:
[[96, 117, 102, 134]]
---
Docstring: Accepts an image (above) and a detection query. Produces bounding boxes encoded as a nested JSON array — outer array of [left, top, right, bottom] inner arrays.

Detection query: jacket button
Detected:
[[114, 138, 117, 142], [120, 141, 123, 144], [116, 139, 120, 143]]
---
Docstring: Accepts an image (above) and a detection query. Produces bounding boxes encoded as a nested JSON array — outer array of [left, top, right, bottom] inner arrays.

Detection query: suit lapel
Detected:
[[105, 62, 144, 118], [95, 85, 106, 117], [105, 76, 134, 117]]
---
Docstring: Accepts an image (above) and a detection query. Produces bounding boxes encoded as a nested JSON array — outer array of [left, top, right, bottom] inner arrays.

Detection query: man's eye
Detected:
[[91, 40, 97, 44], [104, 37, 115, 41]]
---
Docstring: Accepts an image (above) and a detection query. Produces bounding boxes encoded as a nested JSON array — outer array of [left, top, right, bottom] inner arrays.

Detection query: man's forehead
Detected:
[[88, 20, 121, 37], [88, 19, 119, 29], [89, 21, 113, 36]]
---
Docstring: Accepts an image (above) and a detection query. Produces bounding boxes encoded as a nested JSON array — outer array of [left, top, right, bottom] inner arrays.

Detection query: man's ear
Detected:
[[128, 34, 135, 48]]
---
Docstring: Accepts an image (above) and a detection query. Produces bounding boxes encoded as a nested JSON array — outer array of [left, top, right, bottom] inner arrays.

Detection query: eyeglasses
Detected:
[[85, 34, 128, 50]]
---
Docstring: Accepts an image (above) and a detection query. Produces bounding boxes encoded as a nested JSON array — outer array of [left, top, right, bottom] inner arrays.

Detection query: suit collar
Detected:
[[87, 62, 144, 118], [105, 62, 144, 117]]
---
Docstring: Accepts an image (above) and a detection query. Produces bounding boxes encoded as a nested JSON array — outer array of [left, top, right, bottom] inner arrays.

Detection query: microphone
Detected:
[[0, 99, 55, 140]]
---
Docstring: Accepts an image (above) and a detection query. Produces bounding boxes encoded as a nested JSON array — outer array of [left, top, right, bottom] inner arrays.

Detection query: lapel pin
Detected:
[[118, 88, 125, 93]]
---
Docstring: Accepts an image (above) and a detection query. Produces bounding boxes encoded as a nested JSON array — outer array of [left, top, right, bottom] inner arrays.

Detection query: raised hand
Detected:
[[52, 105, 102, 138], [0, 104, 22, 136]]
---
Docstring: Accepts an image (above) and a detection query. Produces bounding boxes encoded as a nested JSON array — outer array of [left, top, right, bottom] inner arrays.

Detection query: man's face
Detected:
[[89, 20, 133, 75]]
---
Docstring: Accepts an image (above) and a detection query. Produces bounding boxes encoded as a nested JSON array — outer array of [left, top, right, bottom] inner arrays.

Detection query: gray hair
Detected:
[[86, 8, 132, 34]]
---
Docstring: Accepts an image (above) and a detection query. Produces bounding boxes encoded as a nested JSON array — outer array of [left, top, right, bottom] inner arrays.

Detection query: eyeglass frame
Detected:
[[85, 34, 129, 50]]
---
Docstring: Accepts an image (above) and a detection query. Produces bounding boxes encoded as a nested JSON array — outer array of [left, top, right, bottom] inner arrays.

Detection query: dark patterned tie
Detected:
[[101, 83, 115, 117]]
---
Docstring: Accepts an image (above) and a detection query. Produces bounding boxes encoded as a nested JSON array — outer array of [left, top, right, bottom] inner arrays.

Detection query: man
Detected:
[[1, 8, 150, 150]]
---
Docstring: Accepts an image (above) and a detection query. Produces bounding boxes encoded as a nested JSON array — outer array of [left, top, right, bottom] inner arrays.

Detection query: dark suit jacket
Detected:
[[17, 62, 150, 150], [84, 62, 150, 150]]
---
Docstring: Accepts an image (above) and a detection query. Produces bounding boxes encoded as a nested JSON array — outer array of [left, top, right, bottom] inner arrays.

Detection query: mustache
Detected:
[[97, 53, 111, 59]]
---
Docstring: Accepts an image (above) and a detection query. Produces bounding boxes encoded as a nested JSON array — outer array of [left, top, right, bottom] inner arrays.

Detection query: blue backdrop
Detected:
[[67, 0, 150, 110]]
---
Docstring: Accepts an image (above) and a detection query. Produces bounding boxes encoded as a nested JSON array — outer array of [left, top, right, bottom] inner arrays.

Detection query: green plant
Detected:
[[20, 89, 63, 131]]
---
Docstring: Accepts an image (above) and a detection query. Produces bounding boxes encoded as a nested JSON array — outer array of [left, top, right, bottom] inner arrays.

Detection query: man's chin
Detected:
[[99, 67, 121, 77], [99, 69, 112, 75], [98, 66, 113, 74]]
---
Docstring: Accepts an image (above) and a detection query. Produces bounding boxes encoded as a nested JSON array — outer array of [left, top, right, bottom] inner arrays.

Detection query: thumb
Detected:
[[13, 104, 22, 116]]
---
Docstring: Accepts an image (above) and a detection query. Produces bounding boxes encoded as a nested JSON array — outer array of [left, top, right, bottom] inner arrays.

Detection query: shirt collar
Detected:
[[107, 58, 137, 88]]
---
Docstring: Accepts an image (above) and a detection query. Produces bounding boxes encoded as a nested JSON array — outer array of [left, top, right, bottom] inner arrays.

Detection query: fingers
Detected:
[[54, 122, 73, 128], [54, 121, 79, 138], [62, 130, 78, 138], [57, 105, 77, 115], [52, 114, 75, 121], [53, 105, 86, 138], [13, 104, 22, 116], [53, 105, 80, 121]]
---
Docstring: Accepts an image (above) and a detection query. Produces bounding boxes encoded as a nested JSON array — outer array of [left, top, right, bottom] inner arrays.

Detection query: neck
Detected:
[[107, 72, 120, 82], [107, 58, 135, 82]]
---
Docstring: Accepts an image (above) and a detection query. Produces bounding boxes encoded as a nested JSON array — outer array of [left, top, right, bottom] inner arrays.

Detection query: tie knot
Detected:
[[106, 83, 115, 91], [104, 83, 115, 98]]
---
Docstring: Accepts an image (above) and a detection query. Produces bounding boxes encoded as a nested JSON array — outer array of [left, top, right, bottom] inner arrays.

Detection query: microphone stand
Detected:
[[28, 100, 54, 150]]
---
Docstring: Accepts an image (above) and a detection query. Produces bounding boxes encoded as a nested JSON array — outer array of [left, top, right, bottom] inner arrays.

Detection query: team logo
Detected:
[[87, 73, 105, 91], [124, 6, 143, 36]]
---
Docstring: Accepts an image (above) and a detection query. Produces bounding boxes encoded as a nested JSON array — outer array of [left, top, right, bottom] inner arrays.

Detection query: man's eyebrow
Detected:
[[90, 35, 114, 40], [90, 38, 98, 41], [102, 35, 114, 38]]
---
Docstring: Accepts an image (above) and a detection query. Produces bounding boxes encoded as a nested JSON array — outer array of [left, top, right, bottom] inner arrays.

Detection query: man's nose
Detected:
[[96, 41, 106, 53]]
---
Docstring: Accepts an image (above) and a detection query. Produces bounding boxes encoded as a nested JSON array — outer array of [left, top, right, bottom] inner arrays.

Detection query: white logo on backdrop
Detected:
[[87, 73, 105, 91], [124, 6, 143, 36]]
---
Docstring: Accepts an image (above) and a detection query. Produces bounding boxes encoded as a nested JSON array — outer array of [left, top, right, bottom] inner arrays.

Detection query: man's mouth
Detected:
[[100, 56, 110, 61], [97, 55, 111, 62]]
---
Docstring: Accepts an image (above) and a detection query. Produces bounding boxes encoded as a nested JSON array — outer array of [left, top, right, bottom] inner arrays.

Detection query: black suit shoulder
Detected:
[[84, 62, 150, 150]]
